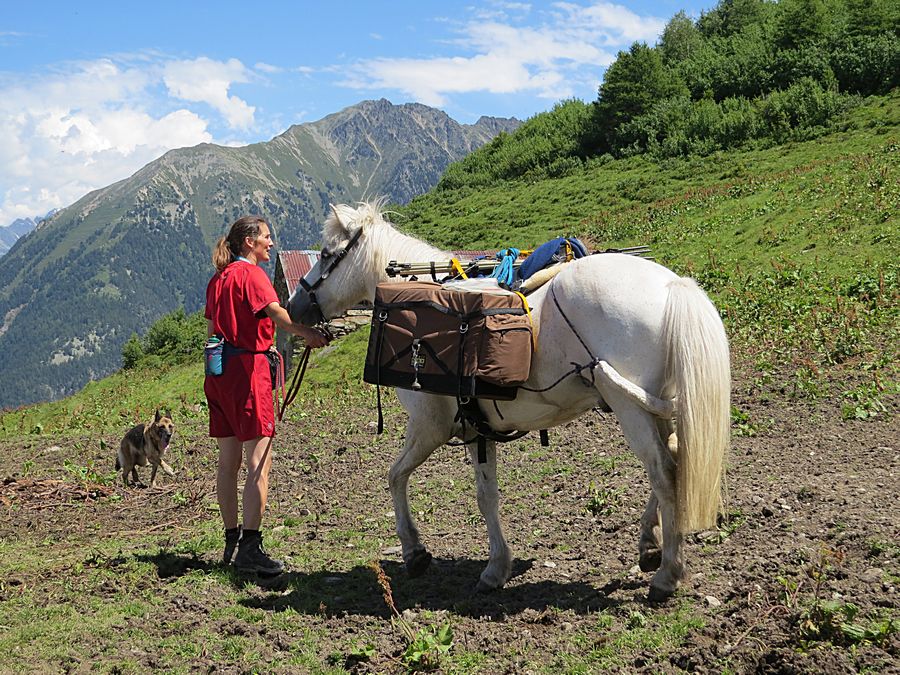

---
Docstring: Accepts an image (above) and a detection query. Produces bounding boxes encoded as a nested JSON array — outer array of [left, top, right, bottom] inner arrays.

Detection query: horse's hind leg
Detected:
[[638, 419, 676, 573], [639, 492, 662, 572], [466, 439, 512, 592], [607, 400, 684, 601]]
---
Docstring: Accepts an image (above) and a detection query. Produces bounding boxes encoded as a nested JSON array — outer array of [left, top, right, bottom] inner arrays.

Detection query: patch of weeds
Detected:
[[595, 612, 615, 630], [716, 509, 747, 542], [335, 640, 376, 669], [797, 547, 899, 648], [447, 650, 488, 670], [730, 406, 758, 437], [370, 560, 453, 671], [403, 623, 454, 671], [627, 611, 648, 629], [801, 601, 897, 648], [575, 603, 704, 671], [866, 538, 899, 559], [841, 382, 889, 421], [792, 364, 827, 399], [62, 458, 116, 485], [585, 482, 624, 517], [595, 455, 621, 473]]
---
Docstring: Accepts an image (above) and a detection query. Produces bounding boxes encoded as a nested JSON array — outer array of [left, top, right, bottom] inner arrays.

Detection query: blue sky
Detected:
[[0, 0, 716, 226]]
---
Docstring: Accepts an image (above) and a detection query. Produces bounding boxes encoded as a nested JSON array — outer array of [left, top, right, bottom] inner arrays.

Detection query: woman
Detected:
[[205, 216, 329, 575]]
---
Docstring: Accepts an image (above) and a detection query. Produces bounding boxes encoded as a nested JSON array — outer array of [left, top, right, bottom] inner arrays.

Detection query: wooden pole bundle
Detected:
[[384, 245, 651, 279]]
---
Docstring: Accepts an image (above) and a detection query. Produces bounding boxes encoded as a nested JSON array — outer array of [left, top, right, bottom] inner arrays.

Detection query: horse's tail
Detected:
[[662, 277, 730, 532]]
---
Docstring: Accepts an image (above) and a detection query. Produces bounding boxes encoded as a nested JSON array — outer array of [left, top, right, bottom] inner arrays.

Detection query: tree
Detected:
[[660, 11, 704, 65], [698, 0, 772, 38], [592, 43, 687, 154], [776, 0, 830, 49]]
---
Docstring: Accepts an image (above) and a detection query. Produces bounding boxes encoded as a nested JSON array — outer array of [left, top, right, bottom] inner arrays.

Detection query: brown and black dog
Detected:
[[116, 410, 176, 487]]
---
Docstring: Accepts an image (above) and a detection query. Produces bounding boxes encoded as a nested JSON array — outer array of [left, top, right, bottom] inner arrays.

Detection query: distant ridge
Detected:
[[0, 210, 56, 257], [0, 100, 520, 408]]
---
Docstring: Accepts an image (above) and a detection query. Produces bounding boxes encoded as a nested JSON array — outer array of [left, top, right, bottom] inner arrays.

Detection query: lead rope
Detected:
[[273, 349, 286, 421], [279, 346, 312, 422]]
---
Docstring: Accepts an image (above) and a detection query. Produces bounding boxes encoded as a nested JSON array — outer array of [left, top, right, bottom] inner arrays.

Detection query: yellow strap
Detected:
[[514, 291, 537, 352], [450, 258, 468, 279], [565, 240, 573, 262]]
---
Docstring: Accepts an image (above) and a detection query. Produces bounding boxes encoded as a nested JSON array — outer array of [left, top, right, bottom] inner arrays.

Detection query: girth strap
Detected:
[[456, 398, 529, 463]]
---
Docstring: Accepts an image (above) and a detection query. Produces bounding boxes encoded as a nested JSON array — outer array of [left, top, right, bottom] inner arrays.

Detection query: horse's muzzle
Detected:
[[288, 289, 324, 326]]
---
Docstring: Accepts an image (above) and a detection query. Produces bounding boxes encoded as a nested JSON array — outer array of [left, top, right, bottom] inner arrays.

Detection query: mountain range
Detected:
[[0, 99, 520, 408], [0, 211, 57, 257]]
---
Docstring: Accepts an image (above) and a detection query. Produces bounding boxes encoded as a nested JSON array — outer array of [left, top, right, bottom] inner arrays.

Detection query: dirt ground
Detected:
[[1, 361, 898, 673]]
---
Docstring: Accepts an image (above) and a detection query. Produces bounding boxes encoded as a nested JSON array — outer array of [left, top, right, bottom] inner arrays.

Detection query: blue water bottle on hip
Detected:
[[205, 335, 224, 376]]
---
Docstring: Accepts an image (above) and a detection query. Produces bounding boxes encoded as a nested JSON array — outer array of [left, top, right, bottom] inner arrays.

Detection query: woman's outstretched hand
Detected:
[[297, 324, 331, 349]]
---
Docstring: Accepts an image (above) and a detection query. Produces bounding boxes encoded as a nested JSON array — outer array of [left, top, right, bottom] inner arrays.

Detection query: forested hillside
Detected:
[[395, 0, 897, 426], [434, 0, 897, 192]]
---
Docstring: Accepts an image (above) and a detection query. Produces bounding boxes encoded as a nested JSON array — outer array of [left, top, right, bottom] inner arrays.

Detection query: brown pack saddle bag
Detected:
[[364, 281, 533, 400]]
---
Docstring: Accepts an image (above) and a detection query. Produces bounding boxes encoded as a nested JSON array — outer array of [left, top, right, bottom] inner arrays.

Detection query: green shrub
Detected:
[[121, 307, 206, 370]]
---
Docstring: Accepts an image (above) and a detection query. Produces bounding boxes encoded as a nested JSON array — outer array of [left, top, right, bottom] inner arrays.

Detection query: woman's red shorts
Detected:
[[205, 352, 274, 441]]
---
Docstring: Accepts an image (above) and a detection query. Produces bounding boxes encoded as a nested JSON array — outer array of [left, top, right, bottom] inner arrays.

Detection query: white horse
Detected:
[[288, 201, 730, 601]]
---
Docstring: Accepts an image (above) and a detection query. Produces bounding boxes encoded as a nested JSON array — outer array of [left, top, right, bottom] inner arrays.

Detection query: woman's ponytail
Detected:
[[212, 236, 233, 272]]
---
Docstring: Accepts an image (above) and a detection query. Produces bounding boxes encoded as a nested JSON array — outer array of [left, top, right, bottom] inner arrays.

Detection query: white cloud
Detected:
[[255, 61, 283, 74], [163, 57, 255, 129], [340, 1, 659, 104], [0, 56, 253, 225], [557, 1, 666, 44]]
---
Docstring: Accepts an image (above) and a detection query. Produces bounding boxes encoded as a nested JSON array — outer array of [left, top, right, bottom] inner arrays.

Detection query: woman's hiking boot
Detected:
[[223, 526, 241, 565], [233, 530, 284, 576]]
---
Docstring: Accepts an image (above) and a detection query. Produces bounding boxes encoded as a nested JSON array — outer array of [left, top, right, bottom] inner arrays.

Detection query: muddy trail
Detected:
[[0, 365, 897, 673]]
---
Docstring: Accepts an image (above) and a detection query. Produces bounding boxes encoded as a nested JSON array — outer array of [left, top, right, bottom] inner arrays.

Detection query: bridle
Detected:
[[297, 226, 364, 324]]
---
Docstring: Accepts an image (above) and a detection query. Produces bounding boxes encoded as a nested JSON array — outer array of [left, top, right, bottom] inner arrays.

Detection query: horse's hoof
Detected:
[[406, 550, 432, 578], [647, 583, 675, 604], [639, 549, 662, 573], [475, 579, 500, 594]]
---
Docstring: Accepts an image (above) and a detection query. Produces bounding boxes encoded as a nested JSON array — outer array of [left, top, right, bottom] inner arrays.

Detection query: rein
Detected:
[[278, 346, 311, 421], [277, 323, 334, 421], [297, 227, 364, 325]]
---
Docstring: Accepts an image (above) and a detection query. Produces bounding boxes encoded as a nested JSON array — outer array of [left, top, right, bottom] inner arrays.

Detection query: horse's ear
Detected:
[[329, 203, 340, 222]]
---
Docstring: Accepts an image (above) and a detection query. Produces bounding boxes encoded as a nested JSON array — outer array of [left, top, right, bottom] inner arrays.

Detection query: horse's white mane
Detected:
[[326, 199, 447, 283]]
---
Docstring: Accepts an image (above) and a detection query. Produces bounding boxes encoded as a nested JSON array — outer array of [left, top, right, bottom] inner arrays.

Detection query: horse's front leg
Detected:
[[388, 395, 456, 578], [466, 439, 512, 592], [389, 434, 440, 577]]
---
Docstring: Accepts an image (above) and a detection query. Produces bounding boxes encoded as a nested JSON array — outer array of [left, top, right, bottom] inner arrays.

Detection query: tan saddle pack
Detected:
[[363, 281, 533, 400]]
